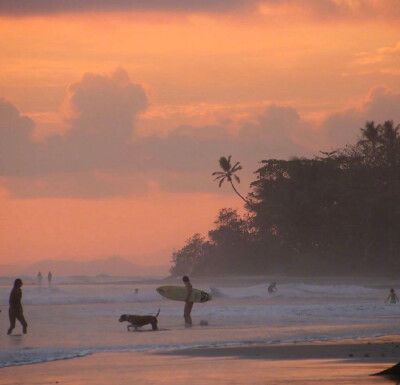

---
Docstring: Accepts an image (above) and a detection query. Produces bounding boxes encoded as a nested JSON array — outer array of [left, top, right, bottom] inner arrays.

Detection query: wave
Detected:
[[1, 332, 395, 369], [0, 285, 164, 306], [210, 283, 381, 299], [0, 282, 385, 307]]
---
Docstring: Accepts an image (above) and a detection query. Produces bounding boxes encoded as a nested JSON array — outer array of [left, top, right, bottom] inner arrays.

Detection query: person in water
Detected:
[[268, 282, 277, 294], [37, 271, 42, 286], [7, 278, 28, 335], [183, 275, 193, 327], [385, 288, 399, 304]]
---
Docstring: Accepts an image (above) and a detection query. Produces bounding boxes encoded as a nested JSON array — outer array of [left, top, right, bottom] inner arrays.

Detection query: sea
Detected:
[[0, 275, 399, 368]]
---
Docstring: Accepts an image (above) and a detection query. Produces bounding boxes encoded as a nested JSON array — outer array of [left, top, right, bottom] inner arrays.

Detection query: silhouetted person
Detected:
[[48, 271, 52, 287], [268, 281, 277, 294], [183, 275, 193, 327], [37, 271, 42, 286], [7, 278, 28, 335], [385, 288, 399, 304]]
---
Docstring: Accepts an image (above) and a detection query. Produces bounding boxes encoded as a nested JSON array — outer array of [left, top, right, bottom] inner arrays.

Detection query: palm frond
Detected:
[[234, 174, 241, 184], [214, 175, 225, 181], [219, 156, 232, 172], [231, 162, 242, 172]]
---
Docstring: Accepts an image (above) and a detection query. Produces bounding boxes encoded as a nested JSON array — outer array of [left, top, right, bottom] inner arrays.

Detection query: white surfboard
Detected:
[[156, 285, 212, 303]]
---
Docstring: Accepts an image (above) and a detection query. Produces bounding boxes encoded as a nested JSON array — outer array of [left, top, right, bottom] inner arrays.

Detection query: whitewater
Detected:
[[0, 276, 399, 368]]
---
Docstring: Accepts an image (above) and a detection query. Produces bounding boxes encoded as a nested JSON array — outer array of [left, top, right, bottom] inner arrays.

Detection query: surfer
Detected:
[[7, 278, 28, 335], [268, 281, 277, 294], [385, 288, 399, 304], [183, 275, 193, 327]]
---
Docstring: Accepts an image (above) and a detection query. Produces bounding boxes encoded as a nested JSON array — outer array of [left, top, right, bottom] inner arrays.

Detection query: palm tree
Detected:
[[212, 156, 249, 204], [379, 120, 399, 148], [359, 121, 380, 155]]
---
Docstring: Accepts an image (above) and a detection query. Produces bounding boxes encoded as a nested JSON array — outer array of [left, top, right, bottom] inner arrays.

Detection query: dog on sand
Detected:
[[119, 309, 160, 331]]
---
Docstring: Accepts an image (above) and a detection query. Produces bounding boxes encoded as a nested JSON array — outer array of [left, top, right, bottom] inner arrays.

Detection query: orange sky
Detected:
[[1, 0, 399, 268]]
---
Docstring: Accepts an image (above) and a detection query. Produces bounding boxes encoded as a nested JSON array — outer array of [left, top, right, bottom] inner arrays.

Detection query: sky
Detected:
[[1, 0, 400, 268]]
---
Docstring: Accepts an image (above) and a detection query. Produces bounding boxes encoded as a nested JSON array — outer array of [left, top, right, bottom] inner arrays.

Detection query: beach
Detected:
[[1, 276, 400, 384], [1, 336, 400, 385]]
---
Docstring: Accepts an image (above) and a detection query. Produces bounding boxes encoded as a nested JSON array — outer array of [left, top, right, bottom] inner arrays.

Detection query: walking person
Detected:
[[7, 278, 28, 335], [48, 271, 52, 287], [37, 271, 42, 286], [183, 275, 193, 327]]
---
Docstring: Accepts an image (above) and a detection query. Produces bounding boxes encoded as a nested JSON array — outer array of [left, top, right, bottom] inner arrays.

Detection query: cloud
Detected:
[[0, 0, 254, 16], [322, 86, 400, 148], [2, 68, 399, 198], [0, 98, 36, 176], [354, 41, 400, 75], [0, 69, 308, 197], [1, 69, 147, 177], [267, 0, 400, 21], [0, 0, 398, 21]]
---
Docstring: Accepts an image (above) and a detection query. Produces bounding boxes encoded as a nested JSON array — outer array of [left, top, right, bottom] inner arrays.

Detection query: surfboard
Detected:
[[156, 285, 212, 303]]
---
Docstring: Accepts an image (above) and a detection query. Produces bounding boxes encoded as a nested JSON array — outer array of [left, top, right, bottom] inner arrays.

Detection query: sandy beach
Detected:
[[1, 336, 400, 385]]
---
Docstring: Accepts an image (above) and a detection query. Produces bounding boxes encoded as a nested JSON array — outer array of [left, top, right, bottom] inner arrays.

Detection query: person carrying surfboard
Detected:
[[183, 276, 193, 327]]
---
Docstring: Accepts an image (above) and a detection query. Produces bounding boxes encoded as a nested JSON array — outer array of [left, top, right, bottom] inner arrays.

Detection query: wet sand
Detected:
[[1, 336, 400, 385]]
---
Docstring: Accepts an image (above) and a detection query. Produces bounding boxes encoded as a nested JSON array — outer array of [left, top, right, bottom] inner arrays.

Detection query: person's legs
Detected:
[[184, 302, 193, 326], [17, 313, 28, 334], [7, 308, 16, 335]]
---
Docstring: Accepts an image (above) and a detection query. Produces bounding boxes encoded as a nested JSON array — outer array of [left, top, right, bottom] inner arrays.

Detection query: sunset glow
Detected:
[[1, 0, 399, 269]]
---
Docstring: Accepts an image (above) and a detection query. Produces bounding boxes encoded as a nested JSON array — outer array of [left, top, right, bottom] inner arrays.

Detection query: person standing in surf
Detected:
[[385, 288, 399, 304], [268, 282, 277, 294], [183, 275, 193, 327], [7, 278, 28, 335]]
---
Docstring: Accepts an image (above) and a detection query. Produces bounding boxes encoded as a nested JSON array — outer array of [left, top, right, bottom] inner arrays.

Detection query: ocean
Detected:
[[0, 276, 399, 368]]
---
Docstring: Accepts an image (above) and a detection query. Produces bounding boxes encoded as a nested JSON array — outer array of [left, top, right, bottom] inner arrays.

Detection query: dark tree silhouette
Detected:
[[170, 121, 400, 277], [359, 121, 380, 156], [212, 156, 249, 204]]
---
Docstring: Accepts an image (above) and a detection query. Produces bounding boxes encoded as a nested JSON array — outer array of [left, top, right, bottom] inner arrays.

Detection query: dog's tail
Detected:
[[155, 308, 160, 318]]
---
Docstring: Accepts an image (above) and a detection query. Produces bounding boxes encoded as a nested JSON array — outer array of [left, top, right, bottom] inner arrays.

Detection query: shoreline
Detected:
[[157, 335, 400, 363], [1, 336, 400, 384]]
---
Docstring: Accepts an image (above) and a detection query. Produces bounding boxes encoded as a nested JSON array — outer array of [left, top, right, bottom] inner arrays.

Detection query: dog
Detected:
[[119, 308, 160, 331]]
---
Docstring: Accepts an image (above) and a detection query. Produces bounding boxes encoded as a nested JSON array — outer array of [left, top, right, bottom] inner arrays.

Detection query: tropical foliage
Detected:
[[170, 121, 400, 276], [212, 156, 249, 204]]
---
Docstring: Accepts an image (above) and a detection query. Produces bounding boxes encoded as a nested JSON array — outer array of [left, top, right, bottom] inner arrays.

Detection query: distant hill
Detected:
[[1, 256, 169, 277]]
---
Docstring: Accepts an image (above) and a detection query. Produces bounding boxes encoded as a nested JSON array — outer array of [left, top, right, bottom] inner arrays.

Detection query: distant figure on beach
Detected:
[[37, 271, 42, 286], [7, 278, 28, 335], [268, 282, 277, 294], [134, 288, 139, 295], [385, 288, 399, 304], [48, 271, 52, 287], [183, 275, 193, 327]]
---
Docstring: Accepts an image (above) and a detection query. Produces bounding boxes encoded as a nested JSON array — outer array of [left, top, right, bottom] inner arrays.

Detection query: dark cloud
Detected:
[[237, 105, 307, 160], [1, 0, 398, 20], [269, 0, 400, 21], [0, 98, 36, 176], [0, 0, 253, 16], [322, 86, 400, 148], [4, 69, 399, 199], [0, 69, 307, 197]]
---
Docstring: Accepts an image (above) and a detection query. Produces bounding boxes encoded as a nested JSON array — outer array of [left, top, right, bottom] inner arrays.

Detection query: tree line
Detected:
[[170, 121, 400, 277]]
